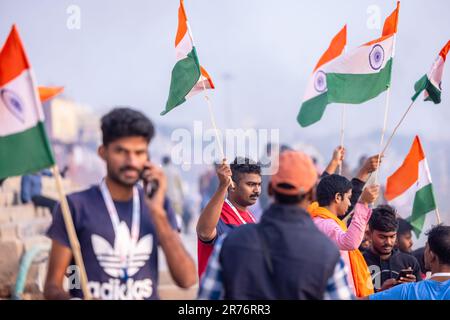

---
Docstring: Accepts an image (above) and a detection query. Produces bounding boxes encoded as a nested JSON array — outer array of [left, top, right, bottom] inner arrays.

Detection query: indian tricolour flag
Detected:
[[298, 2, 400, 127], [0, 25, 55, 179], [297, 25, 347, 127], [385, 136, 437, 237], [161, 0, 214, 115], [326, 1, 399, 105], [412, 40, 450, 104]]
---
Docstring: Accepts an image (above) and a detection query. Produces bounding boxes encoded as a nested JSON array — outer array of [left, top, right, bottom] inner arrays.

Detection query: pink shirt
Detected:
[[313, 202, 372, 295]]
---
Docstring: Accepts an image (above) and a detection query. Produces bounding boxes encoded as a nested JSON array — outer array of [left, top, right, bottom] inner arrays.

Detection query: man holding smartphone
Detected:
[[44, 107, 196, 300], [363, 205, 422, 292], [369, 225, 450, 300]]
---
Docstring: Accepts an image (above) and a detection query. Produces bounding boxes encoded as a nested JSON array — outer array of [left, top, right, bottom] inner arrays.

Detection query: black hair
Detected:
[[101, 107, 155, 146], [273, 185, 308, 205], [369, 205, 399, 232], [279, 144, 293, 153], [397, 218, 413, 236], [426, 224, 450, 265], [316, 174, 352, 207], [230, 157, 261, 183]]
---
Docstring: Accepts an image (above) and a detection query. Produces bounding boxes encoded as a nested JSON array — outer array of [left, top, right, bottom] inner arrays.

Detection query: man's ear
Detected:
[[98, 145, 106, 161], [334, 192, 341, 204], [228, 179, 237, 193], [307, 186, 317, 203], [306, 188, 315, 202], [429, 249, 438, 265]]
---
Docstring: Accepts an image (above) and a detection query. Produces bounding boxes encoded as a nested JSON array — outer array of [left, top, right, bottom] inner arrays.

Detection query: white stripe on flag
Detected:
[[327, 36, 394, 75], [0, 69, 43, 137], [175, 31, 193, 61], [388, 159, 433, 220]]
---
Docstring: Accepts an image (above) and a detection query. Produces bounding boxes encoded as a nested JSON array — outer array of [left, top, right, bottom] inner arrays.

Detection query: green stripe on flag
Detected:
[[297, 92, 329, 127], [411, 74, 428, 101], [326, 58, 393, 104], [0, 122, 55, 179], [407, 183, 437, 238], [162, 47, 201, 115], [412, 74, 442, 104], [424, 80, 442, 104]]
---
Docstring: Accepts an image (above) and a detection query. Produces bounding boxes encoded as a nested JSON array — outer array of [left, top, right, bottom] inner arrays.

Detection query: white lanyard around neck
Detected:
[[430, 272, 450, 279], [225, 198, 256, 225], [100, 179, 140, 262]]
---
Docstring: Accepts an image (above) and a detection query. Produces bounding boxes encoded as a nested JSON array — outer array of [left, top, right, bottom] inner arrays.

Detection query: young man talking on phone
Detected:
[[44, 107, 196, 300], [363, 205, 421, 292]]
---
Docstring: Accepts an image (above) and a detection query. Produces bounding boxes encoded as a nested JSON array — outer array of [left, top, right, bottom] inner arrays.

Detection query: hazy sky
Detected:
[[2, 0, 449, 242], [1, 0, 449, 142]]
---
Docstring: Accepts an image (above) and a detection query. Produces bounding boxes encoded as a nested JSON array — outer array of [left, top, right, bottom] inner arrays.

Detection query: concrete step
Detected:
[[0, 205, 36, 222], [0, 239, 24, 298], [0, 177, 21, 192], [0, 191, 16, 207], [0, 223, 18, 241], [158, 270, 198, 300], [16, 218, 52, 240], [158, 284, 198, 300], [0, 205, 51, 224]]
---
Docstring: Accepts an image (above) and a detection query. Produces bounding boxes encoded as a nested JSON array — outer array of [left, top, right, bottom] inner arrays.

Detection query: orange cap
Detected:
[[270, 151, 318, 196]]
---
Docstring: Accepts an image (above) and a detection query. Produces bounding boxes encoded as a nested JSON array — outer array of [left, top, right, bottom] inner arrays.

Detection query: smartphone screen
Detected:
[[397, 269, 413, 280]]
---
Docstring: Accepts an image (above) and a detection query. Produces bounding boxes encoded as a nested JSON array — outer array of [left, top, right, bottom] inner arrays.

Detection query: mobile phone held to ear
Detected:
[[145, 179, 159, 199], [141, 153, 159, 199], [140, 167, 159, 199], [397, 269, 413, 280]]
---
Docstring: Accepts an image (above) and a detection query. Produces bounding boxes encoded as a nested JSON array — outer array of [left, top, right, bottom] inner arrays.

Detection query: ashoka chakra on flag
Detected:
[[369, 44, 385, 71], [314, 70, 327, 92]]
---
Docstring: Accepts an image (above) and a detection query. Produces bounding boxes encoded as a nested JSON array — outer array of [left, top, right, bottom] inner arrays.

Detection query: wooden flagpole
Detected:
[[29, 67, 91, 299], [374, 33, 398, 184], [339, 104, 346, 176], [380, 99, 416, 155], [51, 166, 91, 299], [338, 46, 348, 176], [435, 206, 442, 224], [185, 17, 234, 188]]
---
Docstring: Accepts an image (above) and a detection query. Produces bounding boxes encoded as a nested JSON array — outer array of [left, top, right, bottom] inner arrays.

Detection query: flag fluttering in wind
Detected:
[[325, 1, 399, 105], [38, 86, 64, 103], [385, 136, 437, 237], [161, 0, 214, 115], [0, 25, 55, 179], [412, 40, 450, 104], [0, 26, 92, 298], [297, 25, 347, 127], [298, 2, 400, 127]]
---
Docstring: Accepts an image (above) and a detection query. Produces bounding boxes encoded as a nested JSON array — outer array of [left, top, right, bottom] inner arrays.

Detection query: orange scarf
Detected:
[[308, 202, 374, 297]]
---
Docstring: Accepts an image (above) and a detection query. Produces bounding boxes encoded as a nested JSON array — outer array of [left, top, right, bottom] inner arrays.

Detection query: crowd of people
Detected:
[[8, 106, 447, 300], [197, 146, 450, 300]]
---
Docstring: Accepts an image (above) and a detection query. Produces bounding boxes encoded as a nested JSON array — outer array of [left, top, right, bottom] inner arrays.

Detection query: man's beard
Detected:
[[373, 244, 393, 256], [243, 193, 260, 206], [108, 166, 141, 187]]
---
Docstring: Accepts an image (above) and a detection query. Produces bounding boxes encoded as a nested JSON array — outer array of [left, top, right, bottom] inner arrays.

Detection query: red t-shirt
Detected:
[[197, 200, 256, 278]]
